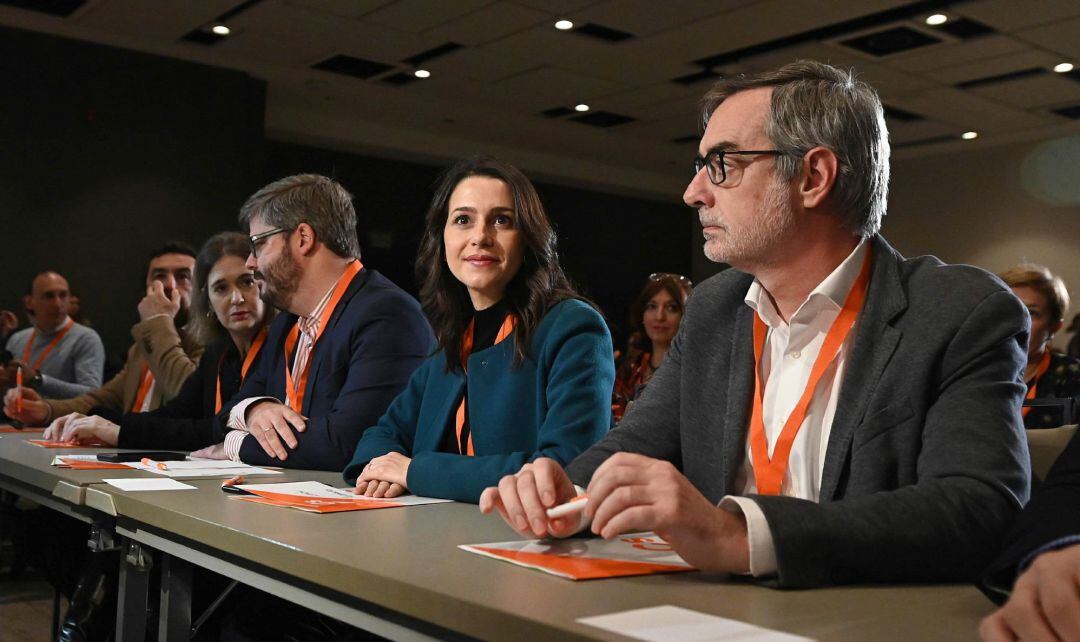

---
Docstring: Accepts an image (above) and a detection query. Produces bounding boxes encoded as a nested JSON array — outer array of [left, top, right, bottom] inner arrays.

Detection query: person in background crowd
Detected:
[[481, 60, 1030, 588], [195, 174, 434, 472], [3, 241, 202, 425], [0, 309, 18, 342], [612, 273, 692, 421], [345, 156, 613, 503], [999, 264, 1079, 429], [2, 271, 104, 400], [40, 232, 274, 642], [979, 429, 1080, 642], [1066, 313, 1080, 359]]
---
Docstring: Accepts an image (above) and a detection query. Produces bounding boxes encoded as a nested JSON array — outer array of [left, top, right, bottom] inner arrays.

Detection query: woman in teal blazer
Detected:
[[344, 156, 614, 503]]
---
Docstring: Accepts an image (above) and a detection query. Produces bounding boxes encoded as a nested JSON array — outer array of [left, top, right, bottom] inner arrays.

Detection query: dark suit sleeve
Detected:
[[566, 300, 689, 487], [979, 431, 1080, 602], [406, 304, 614, 503], [239, 292, 432, 471], [753, 289, 1030, 587]]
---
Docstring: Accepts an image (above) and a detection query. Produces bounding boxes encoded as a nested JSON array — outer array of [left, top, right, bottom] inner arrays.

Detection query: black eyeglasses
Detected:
[[248, 227, 292, 258], [649, 273, 693, 287], [692, 150, 786, 186]]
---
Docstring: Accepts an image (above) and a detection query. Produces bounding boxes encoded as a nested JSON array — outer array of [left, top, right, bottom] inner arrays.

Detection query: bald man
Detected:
[[3, 271, 104, 399]]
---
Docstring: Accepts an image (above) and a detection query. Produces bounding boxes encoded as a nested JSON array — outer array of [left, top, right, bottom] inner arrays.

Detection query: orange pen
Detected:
[[15, 367, 23, 416], [140, 457, 170, 471]]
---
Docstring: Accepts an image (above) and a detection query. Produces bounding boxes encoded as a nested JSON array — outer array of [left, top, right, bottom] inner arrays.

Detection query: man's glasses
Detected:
[[248, 227, 292, 258], [649, 273, 693, 287], [692, 150, 786, 186]]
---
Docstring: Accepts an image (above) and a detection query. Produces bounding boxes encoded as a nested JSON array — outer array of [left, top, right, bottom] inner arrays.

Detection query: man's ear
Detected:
[[294, 222, 318, 257], [22, 295, 32, 314], [798, 146, 839, 210]]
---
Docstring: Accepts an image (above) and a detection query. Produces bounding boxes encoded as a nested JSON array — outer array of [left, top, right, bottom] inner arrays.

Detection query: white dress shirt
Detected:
[[720, 239, 869, 576]]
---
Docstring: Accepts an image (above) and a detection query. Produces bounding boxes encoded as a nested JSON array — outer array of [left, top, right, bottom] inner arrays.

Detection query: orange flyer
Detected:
[[460, 532, 695, 580], [54, 457, 131, 470], [0, 425, 45, 433], [231, 481, 451, 514], [28, 439, 107, 448]]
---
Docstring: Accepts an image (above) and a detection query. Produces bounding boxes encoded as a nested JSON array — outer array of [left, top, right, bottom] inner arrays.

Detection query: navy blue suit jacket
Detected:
[[220, 267, 434, 471]]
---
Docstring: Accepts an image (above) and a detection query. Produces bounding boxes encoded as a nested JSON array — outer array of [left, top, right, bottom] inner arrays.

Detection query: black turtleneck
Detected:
[[440, 299, 509, 454]]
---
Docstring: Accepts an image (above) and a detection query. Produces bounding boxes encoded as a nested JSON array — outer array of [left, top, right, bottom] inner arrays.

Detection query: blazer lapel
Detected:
[[819, 236, 907, 499], [302, 266, 369, 411], [720, 304, 756, 496]]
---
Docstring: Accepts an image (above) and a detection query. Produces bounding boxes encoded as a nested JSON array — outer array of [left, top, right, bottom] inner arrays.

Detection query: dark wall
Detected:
[[263, 143, 693, 349], [0, 26, 266, 356]]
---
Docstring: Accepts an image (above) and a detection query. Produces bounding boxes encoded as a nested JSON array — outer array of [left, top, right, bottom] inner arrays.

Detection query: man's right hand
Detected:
[[3, 386, 49, 426], [244, 401, 306, 460], [137, 281, 181, 321], [479, 458, 582, 538]]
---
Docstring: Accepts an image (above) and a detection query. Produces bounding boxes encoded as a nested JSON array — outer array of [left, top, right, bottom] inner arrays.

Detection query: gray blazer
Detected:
[[568, 236, 1031, 587]]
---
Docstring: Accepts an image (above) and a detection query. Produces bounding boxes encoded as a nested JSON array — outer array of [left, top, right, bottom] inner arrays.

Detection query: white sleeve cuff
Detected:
[[719, 496, 777, 577], [223, 430, 248, 462], [227, 396, 280, 431]]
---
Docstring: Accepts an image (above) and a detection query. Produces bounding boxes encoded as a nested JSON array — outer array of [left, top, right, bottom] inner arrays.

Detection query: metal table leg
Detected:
[[116, 540, 152, 642], [158, 553, 192, 641]]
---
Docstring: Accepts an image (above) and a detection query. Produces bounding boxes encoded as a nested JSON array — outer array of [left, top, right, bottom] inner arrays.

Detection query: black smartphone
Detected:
[[96, 451, 188, 463]]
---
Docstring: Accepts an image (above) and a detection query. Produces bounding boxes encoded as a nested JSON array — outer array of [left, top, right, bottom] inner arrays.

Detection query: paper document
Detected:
[[0, 425, 44, 433], [460, 532, 694, 580], [50, 455, 131, 470], [578, 605, 814, 642], [126, 458, 281, 478], [232, 481, 452, 513], [104, 478, 196, 491], [28, 439, 106, 448]]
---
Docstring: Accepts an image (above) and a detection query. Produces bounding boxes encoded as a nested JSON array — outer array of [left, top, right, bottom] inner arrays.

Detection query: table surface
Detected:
[[84, 476, 997, 642]]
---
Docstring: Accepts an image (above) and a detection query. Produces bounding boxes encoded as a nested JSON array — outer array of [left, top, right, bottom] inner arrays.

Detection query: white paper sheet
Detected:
[[103, 478, 197, 492], [126, 460, 282, 478], [236, 481, 452, 504], [51, 454, 113, 464], [577, 605, 814, 642]]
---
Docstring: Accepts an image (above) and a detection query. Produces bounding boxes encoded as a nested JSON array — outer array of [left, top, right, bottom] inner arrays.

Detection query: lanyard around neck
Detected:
[[1021, 350, 1052, 417], [22, 318, 75, 370], [455, 314, 515, 456], [215, 326, 269, 413]]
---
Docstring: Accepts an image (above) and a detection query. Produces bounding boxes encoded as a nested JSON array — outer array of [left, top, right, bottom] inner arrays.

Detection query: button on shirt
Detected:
[[720, 239, 869, 576], [224, 280, 339, 461]]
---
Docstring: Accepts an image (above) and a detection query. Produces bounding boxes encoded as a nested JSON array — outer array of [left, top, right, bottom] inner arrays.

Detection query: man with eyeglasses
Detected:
[[482, 60, 1030, 588], [5, 242, 203, 425], [193, 173, 434, 472]]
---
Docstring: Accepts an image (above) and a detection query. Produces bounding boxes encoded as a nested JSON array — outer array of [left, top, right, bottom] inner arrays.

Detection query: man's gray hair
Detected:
[[239, 174, 361, 259], [701, 60, 890, 238]]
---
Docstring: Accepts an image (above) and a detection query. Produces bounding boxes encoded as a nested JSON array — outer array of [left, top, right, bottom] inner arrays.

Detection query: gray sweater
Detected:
[[6, 320, 105, 398]]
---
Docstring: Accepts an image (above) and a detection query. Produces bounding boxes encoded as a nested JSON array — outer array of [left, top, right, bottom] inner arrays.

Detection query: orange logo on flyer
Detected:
[[620, 536, 673, 552]]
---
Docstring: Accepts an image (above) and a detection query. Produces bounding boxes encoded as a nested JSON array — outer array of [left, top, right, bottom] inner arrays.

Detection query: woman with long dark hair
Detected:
[[344, 156, 613, 502], [612, 273, 692, 421], [45, 231, 273, 448]]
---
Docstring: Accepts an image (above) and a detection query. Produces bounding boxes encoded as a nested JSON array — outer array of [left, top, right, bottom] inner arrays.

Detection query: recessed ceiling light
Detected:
[[925, 14, 948, 26], [1053, 62, 1074, 73], [211, 24, 231, 36], [574, 103, 589, 112], [414, 69, 431, 79], [554, 19, 574, 31], [961, 131, 978, 140]]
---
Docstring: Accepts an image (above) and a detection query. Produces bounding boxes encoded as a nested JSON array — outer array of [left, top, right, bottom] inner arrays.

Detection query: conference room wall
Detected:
[[262, 141, 693, 351], [0, 26, 267, 358], [886, 136, 1080, 352]]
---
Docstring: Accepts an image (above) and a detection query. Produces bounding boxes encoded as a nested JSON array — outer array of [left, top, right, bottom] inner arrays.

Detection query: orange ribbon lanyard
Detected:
[[215, 326, 269, 414], [131, 364, 155, 412], [283, 261, 362, 413], [22, 318, 75, 370], [455, 314, 515, 456], [1021, 350, 1053, 417], [748, 249, 873, 496]]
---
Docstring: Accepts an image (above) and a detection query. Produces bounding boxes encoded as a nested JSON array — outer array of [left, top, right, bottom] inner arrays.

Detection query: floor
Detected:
[[0, 559, 61, 642]]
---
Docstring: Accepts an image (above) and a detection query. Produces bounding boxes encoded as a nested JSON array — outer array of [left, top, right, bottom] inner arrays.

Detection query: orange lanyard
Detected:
[[749, 249, 873, 495], [22, 318, 75, 370], [214, 327, 268, 413], [1021, 350, 1052, 417], [455, 314, 515, 456], [131, 364, 155, 412], [283, 261, 362, 413]]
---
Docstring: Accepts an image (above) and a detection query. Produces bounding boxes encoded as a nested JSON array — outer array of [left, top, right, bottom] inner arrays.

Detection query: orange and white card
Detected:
[[232, 481, 451, 514], [459, 532, 694, 580], [50, 455, 131, 470], [28, 439, 106, 448], [0, 425, 44, 433]]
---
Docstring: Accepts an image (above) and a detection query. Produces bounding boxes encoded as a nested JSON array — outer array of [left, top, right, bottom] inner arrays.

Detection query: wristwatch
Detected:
[[29, 372, 44, 390]]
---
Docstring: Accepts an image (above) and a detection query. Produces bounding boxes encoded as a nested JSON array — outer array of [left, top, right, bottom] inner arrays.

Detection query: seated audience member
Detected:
[[998, 264, 1079, 428], [3, 241, 202, 424], [2, 270, 104, 399], [979, 430, 1080, 642], [481, 60, 1030, 587], [45, 232, 272, 450], [1068, 314, 1079, 359], [199, 174, 433, 471], [612, 273, 692, 421], [344, 156, 613, 503]]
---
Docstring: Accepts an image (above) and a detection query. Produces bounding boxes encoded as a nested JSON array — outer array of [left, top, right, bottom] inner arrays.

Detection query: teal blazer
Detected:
[[343, 299, 614, 502]]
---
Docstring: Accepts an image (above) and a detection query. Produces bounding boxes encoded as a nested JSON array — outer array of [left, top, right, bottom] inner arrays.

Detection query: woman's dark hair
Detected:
[[416, 155, 584, 370], [187, 231, 272, 345], [626, 274, 692, 356]]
